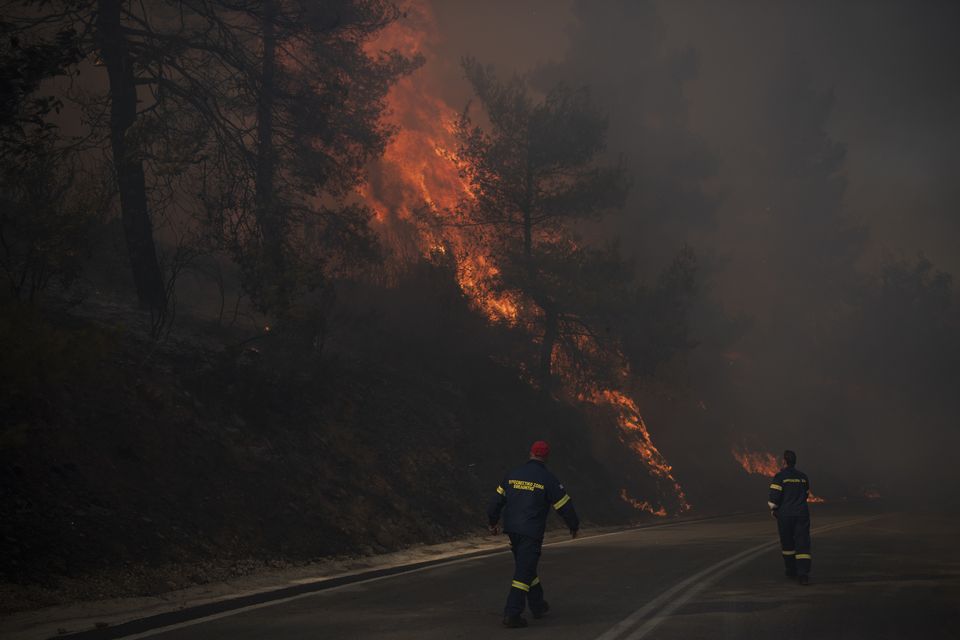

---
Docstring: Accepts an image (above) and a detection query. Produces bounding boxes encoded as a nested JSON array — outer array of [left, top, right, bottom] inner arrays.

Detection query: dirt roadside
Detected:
[[0, 512, 753, 640], [0, 528, 581, 640]]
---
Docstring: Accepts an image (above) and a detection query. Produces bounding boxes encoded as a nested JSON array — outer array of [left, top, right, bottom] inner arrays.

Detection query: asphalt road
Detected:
[[69, 505, 960, 640]]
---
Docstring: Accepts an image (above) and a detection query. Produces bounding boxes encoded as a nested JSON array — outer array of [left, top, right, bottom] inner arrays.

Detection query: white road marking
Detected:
[[101, 512, 757, 638], [596, 514, 888, 640], [74, 511, 809, 639], [113, 550, 512, 639]]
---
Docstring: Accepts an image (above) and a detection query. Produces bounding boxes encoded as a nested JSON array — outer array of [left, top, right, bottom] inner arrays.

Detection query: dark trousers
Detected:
[[777, 514, 812, 576], [504, 533, 546, 617]]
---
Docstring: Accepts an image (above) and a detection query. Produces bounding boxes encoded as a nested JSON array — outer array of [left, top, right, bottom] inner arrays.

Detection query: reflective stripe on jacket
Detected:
[[769, 466, 810, 517], [488, 459, 579, 538]]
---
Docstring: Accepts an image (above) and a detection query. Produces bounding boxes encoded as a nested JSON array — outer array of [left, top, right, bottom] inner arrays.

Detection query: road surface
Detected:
[[61, 505, 960, 639]]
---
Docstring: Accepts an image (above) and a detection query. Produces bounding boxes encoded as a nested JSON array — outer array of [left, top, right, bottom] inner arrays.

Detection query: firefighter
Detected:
[[487, 440, 580, 628], [768, 449, 812, 585]]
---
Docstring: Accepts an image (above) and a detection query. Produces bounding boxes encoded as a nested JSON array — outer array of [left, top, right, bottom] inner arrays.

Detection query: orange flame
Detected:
[[732, 446, 826, 503], [731, 446, 781, 477], [589, 389, 690, 514], [364, 1, 688, 514], [363, 2, 519, 322], [620, 488, 667, 517]]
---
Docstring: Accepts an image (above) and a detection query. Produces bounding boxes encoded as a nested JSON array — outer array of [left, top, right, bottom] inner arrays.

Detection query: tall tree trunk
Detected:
[[522, 207, 532, 264], [539, 305, 558, 390], [524, 161, 555, 389], [97, 0, 166, 314], [254, 0, 285, 312], [522, 163, 533, 270]]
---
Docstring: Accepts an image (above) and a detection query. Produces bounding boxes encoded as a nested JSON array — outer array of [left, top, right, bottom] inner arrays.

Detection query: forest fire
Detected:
[[364, 1, 688, 515], [592, 389, 690, 514], [619, 489, 667, 517], [6, 0, 960, 631], [731, 446, 781, 476], [363, 2, 519, 323]]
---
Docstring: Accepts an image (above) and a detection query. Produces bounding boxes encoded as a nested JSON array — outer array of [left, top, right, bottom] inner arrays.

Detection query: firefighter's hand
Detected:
[[488, 524, 501, 535], [769, 509, 778, 519], [570, 529, 579, 539]]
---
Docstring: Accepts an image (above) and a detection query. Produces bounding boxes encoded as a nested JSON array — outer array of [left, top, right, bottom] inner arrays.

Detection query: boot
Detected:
[[503, 615, 528, 628], [532, 601, 550, 619]]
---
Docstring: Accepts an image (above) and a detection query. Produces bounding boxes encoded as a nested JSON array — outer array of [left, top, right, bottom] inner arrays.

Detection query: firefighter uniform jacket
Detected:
[[768, 466, 810, 517], [488, 459, 579, 538]]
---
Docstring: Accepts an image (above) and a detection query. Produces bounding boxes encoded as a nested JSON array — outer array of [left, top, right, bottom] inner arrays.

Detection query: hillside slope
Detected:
[[0, 298, 648, 613]]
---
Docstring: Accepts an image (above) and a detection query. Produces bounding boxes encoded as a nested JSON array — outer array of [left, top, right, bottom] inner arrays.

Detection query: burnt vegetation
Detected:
[[1, 0, 958, 613]]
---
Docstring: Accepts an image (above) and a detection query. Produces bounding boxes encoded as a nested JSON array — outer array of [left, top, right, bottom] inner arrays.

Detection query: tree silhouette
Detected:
[[155, 0, 422, 315], [455, 58, 628, 388], [535, 0, 717, 273], [6, 0, 418, 324]]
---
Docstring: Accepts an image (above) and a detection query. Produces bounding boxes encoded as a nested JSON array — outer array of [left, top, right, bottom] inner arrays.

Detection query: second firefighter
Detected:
[[768, 449, 813, 585]]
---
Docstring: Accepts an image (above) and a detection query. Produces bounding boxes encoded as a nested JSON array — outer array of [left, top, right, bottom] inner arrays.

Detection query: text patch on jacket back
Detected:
[[508, 480, 545, 491]]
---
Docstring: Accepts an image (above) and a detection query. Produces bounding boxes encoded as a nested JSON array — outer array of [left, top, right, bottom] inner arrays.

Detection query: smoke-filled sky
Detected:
[[426, 0, 960, 312], [416, 0, 960, 498]]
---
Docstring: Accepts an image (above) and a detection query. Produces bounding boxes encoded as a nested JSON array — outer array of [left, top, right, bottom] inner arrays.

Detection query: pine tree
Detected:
[[455, 58, 628, 388]]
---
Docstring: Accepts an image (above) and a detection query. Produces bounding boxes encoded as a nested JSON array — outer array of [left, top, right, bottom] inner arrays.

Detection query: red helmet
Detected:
[[530, 440, 550, 458]]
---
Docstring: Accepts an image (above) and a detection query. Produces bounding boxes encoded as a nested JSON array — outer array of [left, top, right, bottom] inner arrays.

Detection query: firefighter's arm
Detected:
[[549, 478, 580, 535], [487, 478, 507, 534], [768, 472, 783, 513]]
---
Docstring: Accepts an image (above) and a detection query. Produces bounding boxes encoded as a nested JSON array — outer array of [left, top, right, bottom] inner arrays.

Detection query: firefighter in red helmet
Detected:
[[487, 440, 580, 628]]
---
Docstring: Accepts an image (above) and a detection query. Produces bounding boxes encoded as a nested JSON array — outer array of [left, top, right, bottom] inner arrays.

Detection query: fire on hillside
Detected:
[[732, 446, 825, 503], [362, 1, 688, 516]]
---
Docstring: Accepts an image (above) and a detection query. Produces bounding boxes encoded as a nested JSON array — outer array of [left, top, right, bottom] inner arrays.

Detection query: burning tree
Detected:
[[171, 0, 423, 316], [447, 58, 687, 512], [97, 0, 423, 320], [454, 58, 628, 388], [6, 0, 419, 330]]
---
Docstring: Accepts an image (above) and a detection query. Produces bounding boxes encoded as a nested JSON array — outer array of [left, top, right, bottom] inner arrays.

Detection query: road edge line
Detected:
[[49, 511, 758, 639], [598, 514, 890, 640]]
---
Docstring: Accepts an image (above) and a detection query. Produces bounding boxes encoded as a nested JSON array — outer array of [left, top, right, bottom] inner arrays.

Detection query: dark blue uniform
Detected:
[[768, 465, 812, 576], [488, 459, 579, 618]]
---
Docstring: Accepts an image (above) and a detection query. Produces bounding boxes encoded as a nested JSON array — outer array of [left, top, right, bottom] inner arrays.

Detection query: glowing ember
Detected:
[[620, 488, 667, 517]]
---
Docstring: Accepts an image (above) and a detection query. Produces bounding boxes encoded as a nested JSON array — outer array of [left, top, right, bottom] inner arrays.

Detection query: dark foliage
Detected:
[[454, 59, 630, 388]]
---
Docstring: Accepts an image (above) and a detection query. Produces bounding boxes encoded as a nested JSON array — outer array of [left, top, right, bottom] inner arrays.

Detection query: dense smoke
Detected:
[[7, 0, 959, 620], [424, 0, 960, 502]]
